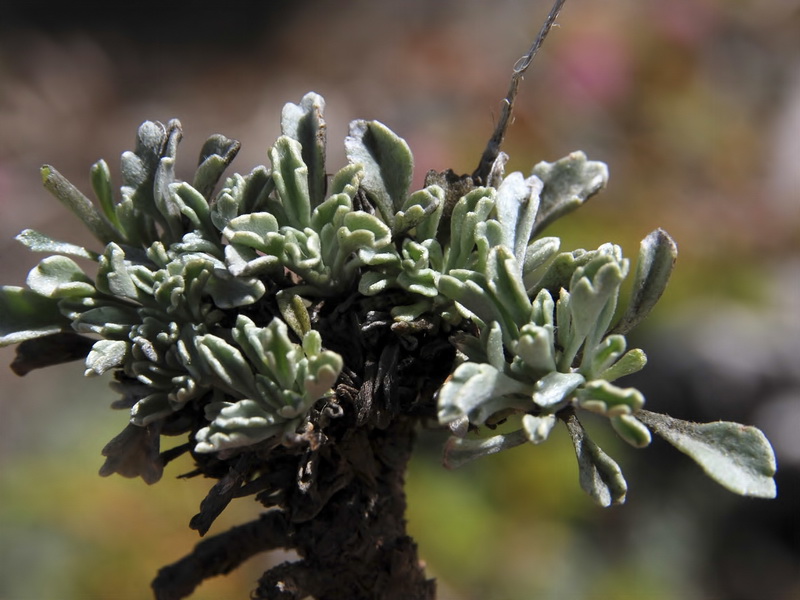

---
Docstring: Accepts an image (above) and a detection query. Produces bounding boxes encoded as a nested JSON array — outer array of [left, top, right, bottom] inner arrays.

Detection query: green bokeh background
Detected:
[[1, 1, 797, 598]]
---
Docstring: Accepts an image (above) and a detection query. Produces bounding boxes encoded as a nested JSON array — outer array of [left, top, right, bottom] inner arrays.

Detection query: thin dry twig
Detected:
[[473, 0, 568, 183]]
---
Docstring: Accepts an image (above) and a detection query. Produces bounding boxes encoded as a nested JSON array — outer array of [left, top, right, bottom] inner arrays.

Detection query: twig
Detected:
[[472, 0, 568, 183], [152, 510, 292, 600]]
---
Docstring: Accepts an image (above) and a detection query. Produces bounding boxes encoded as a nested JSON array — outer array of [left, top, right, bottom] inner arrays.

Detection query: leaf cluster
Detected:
[[0, 92, 776, 503]]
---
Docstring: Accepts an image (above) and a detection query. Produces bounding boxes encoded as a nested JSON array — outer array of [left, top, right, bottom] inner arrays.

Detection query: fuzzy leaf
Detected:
[[532, 371, 585, 409], [576, 380, 644, 417], [15, 229, 98, 260], [610, 414, 652, 448], [91, 159, 120, 230], [282, 92, 327, 208], [27, 256, 95, 298], [193, 134, 241, 200], [564, 412, 627, 506], [85, 339, 129, 376], [522, 236, 561, 279], [443, 429, 529, 469], [270, 136, 311, 229], [531, 151, 608, 236], [437, 362, 532, 425], [196, 334, 257, 398], [194, 399, 285, 453], [493, 172, 542, 268], [277, 290, 312, 338], [637, 410, 777, 498], [522, 413, 557, 444], [0, 287, 71, 347], [600, 348, 648, 382], [345, 120, 413, 226], [613, 229, 678, 335], [41, 165, 120, 244]]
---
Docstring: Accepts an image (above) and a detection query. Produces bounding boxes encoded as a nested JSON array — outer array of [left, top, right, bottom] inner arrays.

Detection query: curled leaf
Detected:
[[613, 229, 678, 335], [345, 120, 413, 227], [564, 412, 627, 506]]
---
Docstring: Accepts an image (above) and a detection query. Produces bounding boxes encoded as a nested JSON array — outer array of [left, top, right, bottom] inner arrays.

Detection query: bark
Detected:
[[254, 417, 435, 600], [152, 418, 435, 600]]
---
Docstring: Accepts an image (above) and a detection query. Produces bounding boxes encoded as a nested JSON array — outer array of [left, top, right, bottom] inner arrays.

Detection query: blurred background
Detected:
[[0, 0, 798, 598]]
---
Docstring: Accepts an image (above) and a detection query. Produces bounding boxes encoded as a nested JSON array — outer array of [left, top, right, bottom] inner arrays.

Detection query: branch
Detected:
[[472, 0, 568, 183], [151, 510, 292, 600]]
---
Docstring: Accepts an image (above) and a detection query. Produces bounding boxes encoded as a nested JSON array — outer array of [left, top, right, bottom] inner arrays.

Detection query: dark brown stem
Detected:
[[151, 510, 291, 600], [473, 0, 568, 183], [253, 417, 435, 600]]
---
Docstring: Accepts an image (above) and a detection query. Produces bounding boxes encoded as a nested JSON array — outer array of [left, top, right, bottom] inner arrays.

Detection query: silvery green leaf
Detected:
[[530, 288, 555, 327], [493, 172, 542, 268], [522, 413, 557, 444], [72, 304, 138, 336], [193, 133, 241, 200], [522, 236, 560, 281], [328, 163, 363, 198], [270, 136, 311, 229], [210, 169, 268, 231], [437, 361, 532, 426], [27, 256, 95, 298], [194, 399, 285, 453], [170, 182, 214, 238], [610, 414, 652, 448], [443, 429, 528, 469], [41, 165, 120, 245], [90, 159, 121, 230], [564, 412, 627, 506], [130, 392, 174, 426], [600, 348, 647, 382], [390, 300, 433, 323], [532, 371, 585, 409], [514, 323, 557, 374], [0, 286, 71, 346], [172, 232, 222, 258], [576, 380, 644, 416], [277, 290, 312, 338], [612, 229, 678, 335], [304, 343, 343, 401], [531, 248, 595, 297], [195, 334, 257, 398], [339, 211, 392, 254], [205, 269, 265, 308], [531, 151, 608, 236], [394, 185, 444, 239], [281, 92, 327, 208], [637, 410, 777, 498], [358, 271, 394, 296], [446, 187, 495, 271], [483, 321, 505, 371], [152, 119, 184, 240], [569, 248, 626, 343], [96, 243, 138, 299], [85, 339, 129, 376], [486, 245, 530, 331], [583, 334, 626, 379], [345, 120, 413, 227], [15, 229, 98, 260], [224, 212, 281, 249], [436, 270, 498, 326], [311, 193, 352, 237]]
